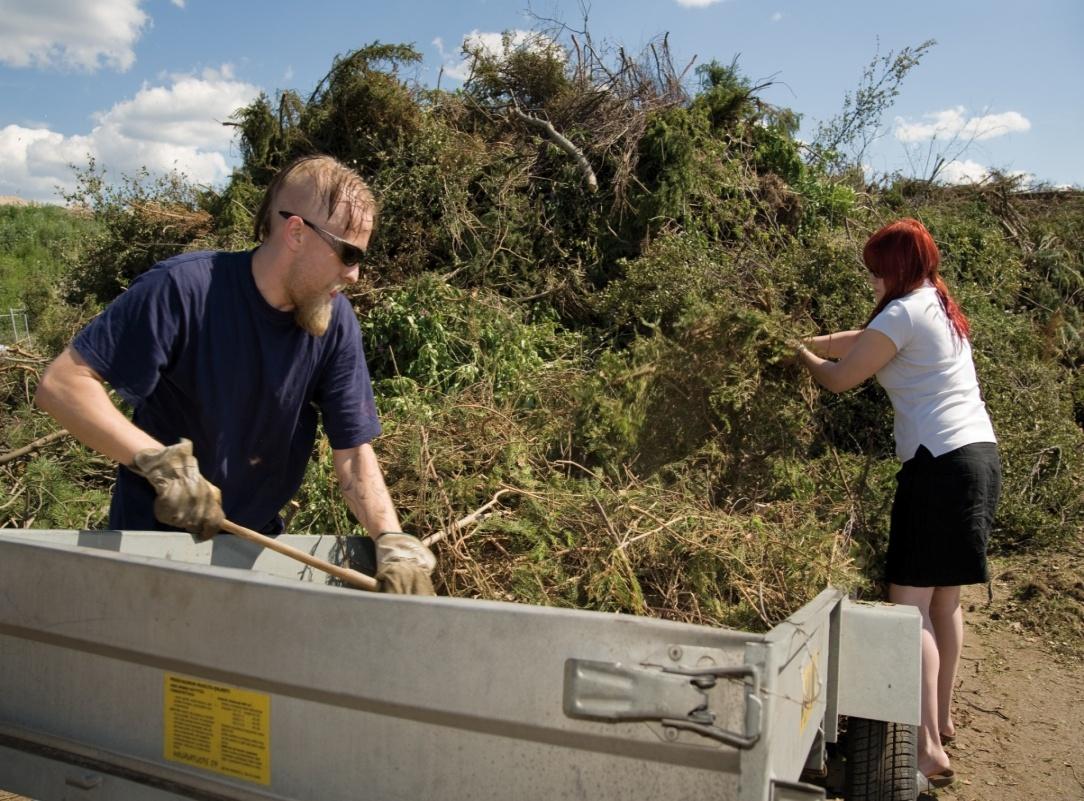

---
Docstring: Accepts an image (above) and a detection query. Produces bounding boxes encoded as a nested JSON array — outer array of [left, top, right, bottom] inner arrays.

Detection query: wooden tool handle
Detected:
[[221, 519, 379, 592]]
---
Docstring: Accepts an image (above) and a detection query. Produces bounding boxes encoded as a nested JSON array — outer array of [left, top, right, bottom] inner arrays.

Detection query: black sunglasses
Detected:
[[278, 210, 366, 267]]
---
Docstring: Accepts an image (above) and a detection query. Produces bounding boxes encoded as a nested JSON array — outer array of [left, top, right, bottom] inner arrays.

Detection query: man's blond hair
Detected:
[[253, 154, 378, 242]]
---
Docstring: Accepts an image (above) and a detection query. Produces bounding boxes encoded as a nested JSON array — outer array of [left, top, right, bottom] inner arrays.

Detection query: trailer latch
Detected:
[[563, 659, 762, 748]]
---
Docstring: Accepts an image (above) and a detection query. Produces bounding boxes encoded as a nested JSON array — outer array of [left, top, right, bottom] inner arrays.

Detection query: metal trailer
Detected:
[[0, 529, 922, 801]]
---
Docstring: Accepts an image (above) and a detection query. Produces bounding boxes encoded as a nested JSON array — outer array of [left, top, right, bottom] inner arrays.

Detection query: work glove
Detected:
[[375, 532, 436, 596], [131, 438, 224, 542]]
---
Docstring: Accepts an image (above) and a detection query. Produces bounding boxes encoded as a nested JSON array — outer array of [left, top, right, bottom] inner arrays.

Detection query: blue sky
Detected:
[[1, 0, 1081, 202]]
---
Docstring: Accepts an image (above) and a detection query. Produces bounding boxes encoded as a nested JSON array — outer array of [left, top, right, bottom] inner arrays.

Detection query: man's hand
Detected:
[[375, 532, 436, 596], [131, 438, 224, 541]]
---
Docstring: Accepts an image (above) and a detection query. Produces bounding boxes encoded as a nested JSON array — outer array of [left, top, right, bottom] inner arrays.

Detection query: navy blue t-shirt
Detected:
[[73, 250, 381, 535]]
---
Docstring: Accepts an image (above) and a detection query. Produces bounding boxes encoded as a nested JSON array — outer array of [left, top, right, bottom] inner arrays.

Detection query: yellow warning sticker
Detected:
[[163, 673, 271, 785], [799, 651, 819, 733]]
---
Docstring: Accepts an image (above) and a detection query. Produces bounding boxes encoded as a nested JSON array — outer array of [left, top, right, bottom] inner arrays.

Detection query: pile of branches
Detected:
[[0, 346, 112, 530], [3, 32, 1082, 634], [308, 378, 873, 628]]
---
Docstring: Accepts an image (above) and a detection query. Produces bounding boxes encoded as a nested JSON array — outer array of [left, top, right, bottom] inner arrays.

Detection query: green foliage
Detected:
[[0, 404, 113, 530], [920, 204, 1024, 305], [359, 274, 578, 402], [631, 106, 705, 229], [693, 59, 756, 131], [748, 119, 804, 185], [206, 174, 264, 248], [362, 105, 526, 284], [969, 301, 1084, 548], [627, 105, 767, 248], [0, 205, 99, 311], [594, 231, 738, 334], [300, 43, 425, 175], [794, 173, 856, 230], [572, 299, 812, 490], [229, 43, 426, 189], [21, 276, 95, 356], [228, 90, 307, 187], [4, 447, 112, 529], [464, 31, 570, 107], [61, 160, 220, 306], [6, 33, 1082, 634]]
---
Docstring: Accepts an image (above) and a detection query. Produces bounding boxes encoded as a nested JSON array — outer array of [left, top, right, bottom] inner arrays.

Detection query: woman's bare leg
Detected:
[[929, 585, 963, 739], [888, 583, 952, 776]]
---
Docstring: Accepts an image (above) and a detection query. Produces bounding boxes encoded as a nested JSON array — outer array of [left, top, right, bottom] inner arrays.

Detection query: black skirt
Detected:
[[885, 442, 1002, 587]]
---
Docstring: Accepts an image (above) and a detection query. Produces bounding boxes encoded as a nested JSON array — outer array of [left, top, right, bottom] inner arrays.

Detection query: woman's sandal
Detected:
[[917, 768, 956, 792]]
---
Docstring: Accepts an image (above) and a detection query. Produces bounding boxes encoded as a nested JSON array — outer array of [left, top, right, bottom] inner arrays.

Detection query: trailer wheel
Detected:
[[844, 717, 918, 801]]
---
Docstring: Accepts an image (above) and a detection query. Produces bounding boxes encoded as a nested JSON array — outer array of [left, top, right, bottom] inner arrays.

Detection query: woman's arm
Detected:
[[804, 329, 865, 360], [796, 328, 897, 394]]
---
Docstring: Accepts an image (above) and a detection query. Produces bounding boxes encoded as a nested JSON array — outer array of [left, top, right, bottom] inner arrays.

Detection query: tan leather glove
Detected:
[[375, 532, 436, 596], [376, 562, 436, 595], [131, 438, 224, 541]]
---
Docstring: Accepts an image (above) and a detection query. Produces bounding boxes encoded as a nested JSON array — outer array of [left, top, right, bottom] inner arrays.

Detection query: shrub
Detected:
[[61, 161, 220, 306]]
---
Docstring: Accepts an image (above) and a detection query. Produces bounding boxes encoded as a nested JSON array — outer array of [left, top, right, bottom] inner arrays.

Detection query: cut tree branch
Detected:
[[422, 489, 514, 547], [0, 429, 69, 465], [509, 107, 598, 193]]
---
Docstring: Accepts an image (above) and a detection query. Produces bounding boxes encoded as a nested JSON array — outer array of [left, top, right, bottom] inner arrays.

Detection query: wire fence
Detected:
[[1, 308, 29, 345]]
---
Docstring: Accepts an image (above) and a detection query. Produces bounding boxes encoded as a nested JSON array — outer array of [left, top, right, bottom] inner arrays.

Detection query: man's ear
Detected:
[[278, 214, 305, 255]]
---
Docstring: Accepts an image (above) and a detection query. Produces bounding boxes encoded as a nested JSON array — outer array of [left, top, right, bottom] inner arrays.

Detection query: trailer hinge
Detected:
[[563, 658, 762, 748]]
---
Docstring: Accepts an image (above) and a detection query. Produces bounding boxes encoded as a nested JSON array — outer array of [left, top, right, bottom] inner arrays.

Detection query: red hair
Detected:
[[863, 218, 970, 340]]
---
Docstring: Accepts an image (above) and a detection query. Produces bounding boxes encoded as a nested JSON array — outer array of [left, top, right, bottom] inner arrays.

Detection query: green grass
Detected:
[[0, 204, 99, 313]]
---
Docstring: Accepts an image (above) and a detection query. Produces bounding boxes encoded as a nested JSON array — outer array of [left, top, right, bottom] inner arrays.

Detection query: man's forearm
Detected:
[[35, 347, 161, 464], [334, 443, 401, 536]]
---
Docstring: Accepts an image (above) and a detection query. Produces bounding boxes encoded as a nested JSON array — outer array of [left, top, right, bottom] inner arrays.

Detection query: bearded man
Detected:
[[36, 155, 435, 594]]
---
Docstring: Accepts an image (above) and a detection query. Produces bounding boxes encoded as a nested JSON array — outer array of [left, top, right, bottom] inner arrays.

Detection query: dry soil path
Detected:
[[931, 567, 1084, 801]]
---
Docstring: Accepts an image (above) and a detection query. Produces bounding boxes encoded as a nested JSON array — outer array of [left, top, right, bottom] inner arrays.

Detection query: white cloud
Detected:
[[440, 59, 471, 83], [771, 12, 784, 22], [0, 67, 261, 202], [0, 0, 149, 72], [937, 159, 991, 185], [436, 29, 559, 83], [675, 0, 726, 6], [96, 67, 256, 151], [894, 106, 1031, 144], [170, 0, 186, 7], [464, 30, 533, 55], [0, 126, 93, 200], [934, 160, 1034, 187]]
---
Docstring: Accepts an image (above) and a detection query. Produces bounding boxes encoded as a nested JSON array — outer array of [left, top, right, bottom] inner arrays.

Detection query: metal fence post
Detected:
[[6, 308, 29, 342]]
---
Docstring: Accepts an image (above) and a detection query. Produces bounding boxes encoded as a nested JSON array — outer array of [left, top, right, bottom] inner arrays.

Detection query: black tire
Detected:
[[844, 717, 918, 801]]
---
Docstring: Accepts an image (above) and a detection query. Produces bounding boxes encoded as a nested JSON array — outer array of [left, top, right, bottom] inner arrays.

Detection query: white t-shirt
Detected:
[[867, 285, 996, 461]]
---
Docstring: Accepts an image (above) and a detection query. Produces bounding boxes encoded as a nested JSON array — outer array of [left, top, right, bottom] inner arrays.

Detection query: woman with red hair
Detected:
[[794, 218, 1000, 789]]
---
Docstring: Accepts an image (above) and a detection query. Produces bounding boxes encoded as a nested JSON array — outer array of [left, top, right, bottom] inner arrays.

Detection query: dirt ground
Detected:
[[928, 544, 1084, 801]]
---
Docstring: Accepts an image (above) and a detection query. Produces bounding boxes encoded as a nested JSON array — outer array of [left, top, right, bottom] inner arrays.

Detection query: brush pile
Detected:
[[2, 33, 1080, 632]]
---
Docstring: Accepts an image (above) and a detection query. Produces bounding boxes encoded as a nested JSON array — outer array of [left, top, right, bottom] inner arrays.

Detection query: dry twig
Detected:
[[0, 430, 69, 465]]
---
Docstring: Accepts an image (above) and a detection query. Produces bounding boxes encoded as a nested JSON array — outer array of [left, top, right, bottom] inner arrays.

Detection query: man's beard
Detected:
[[294, 293, 333, 336]]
